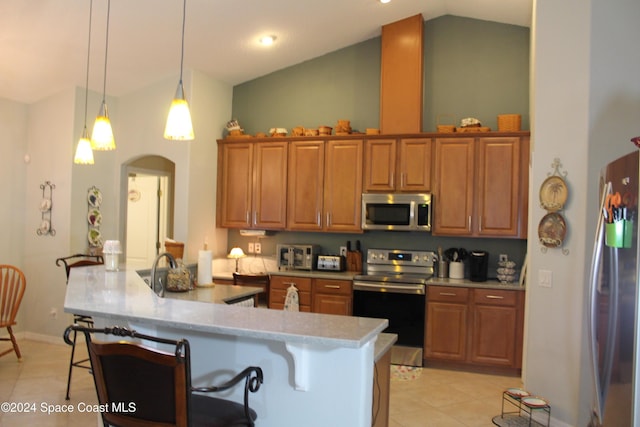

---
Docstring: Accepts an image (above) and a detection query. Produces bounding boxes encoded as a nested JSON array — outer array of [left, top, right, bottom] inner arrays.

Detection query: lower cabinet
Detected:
[[269, 275, 353, 314], [425, 286, 469, 362], [312, 279, 352, 315], [425, 285, 524, 371], [269, 276, 312, 312]]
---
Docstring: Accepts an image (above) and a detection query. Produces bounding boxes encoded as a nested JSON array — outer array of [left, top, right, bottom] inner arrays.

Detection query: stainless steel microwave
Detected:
[[361, 193, 432, 231]]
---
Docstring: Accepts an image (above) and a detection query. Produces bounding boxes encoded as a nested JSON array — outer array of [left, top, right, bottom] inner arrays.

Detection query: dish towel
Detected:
[[284, 284, 299, 312]]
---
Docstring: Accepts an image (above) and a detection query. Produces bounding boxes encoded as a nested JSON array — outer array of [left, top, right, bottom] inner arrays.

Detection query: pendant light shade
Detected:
[[165, 0, 194, 141], [91, 100, 115, 150], [74, 0, 95, 165], [74, 128, 95, 165], [164, 81, 194, 140], [91, 0, 115, 151]]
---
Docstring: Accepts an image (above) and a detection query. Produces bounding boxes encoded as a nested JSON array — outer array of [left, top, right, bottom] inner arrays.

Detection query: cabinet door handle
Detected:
[[468, 216, 472, 231], [486, 295, 505, 299], [400, 173, 405, 188], [253, 211, 257, 225], [479, 215, 482, 232], [324, 285, 341, 289], [246, 211, 250, 225], [316, 212, 321, 226], [326, 212, 331, 227], [439, 292, 457, 296]]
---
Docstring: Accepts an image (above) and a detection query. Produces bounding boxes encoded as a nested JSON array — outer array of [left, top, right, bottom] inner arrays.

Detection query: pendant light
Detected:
[[164, 0, 194, 140], [91, 0, 116, 150], [74, 0, 95, 165]]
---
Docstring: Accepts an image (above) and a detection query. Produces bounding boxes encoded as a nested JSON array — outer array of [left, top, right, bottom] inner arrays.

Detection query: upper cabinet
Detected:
[[288, 139, 363, 232], [217, 141, 288, 229], [433, 135, 529, 238], [363, 137, 432, 192]]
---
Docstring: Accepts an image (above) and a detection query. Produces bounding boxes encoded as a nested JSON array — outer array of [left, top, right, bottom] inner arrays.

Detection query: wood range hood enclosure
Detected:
[[380, 14, 424, 134]]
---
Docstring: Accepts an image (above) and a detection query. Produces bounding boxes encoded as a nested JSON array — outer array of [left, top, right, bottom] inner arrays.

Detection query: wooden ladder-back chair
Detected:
[[232, 273, 270, 307], [63, 325, 263, 427], [0, 265, 26, 360], [55, 254, 104, 400]]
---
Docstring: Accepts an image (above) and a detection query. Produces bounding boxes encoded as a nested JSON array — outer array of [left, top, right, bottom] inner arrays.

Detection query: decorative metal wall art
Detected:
[[37, 181, 55, 236], [538, 158, 569, 255]]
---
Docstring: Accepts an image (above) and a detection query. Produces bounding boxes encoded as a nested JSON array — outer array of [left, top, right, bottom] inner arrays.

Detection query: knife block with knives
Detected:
[[346, 240, 362, 273]]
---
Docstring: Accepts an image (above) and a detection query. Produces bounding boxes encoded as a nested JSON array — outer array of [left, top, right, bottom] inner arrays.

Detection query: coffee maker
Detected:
[[469, 251, 489, 282]]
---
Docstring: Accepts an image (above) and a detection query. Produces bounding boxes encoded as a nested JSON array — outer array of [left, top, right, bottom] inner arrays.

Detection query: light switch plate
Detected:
[[539, 269, 552, 288], [340, 246, 347, 257], [499, 254, 508, 262], [248, 242, 254, 253]]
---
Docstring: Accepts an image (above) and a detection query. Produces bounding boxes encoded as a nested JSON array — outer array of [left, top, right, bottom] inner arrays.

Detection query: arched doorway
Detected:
[[120, 155, 175, 267]]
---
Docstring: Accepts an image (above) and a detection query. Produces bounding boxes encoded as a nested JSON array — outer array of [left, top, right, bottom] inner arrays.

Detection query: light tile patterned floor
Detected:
[[0, 339, 521, 426]]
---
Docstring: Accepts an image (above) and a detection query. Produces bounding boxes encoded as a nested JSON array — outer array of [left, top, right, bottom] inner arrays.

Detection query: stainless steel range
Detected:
[[353, 248, 436, 367]]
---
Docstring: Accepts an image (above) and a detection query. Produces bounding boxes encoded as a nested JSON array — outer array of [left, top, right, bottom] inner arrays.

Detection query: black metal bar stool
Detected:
[[55, 254, 103, 400]]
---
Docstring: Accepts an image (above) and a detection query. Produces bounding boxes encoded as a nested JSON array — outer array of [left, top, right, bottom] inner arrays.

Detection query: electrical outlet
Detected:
[[254, 243, 261, 254], [248, 242, 255, 253], [499, 254, 508, 263], [340, 246, 347, 257]]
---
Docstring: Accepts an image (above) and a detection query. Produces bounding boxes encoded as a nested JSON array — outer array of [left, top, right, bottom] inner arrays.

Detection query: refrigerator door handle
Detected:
[[588, 181, 612, 424]]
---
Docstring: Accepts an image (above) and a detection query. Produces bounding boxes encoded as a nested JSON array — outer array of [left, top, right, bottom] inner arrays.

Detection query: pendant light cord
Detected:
[[83, 0, 93, 128], [101, 0, 111, 102], [179, 0, 186, 83]]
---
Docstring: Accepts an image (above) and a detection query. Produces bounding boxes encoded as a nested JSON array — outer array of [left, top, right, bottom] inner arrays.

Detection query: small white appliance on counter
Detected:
[[277, 244, 319, 271]]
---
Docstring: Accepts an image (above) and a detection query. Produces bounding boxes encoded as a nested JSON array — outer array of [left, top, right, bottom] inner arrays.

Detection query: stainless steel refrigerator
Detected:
[[588, 149, 639, 426]]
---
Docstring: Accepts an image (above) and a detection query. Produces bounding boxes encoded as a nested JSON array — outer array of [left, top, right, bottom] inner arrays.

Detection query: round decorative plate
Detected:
[[505, 388, 530, 398], [538, 212, 567, 248], [539, 175, 568, 212], [88, 228, 103, 247], [88, 208, 102, 226], [40, 198, 52, 212], [521, 396, 549, 408], [39, 219, 50, 233], [88, 187, 103, 207]]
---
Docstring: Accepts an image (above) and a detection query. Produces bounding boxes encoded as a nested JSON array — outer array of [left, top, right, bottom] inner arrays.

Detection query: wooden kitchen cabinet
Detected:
[[287, 139, 363, 232], [269, 275, 312, 312], [469, 288, 524, 369], [312, 278, 353, 315], [363, 137, 432, 192], [425, 285, 525, 372], [217, 141, 288, 229], [433, 136, 528, 238], [425, 286, 469, 362]]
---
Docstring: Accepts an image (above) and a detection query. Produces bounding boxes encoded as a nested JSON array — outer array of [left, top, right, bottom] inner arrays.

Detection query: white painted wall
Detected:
[[528, 0, 640, 425]]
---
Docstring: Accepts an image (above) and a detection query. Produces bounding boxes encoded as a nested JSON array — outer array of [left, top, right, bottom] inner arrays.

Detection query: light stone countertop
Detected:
[[64, 264, 388, 349], [163, 284, 263, 304]]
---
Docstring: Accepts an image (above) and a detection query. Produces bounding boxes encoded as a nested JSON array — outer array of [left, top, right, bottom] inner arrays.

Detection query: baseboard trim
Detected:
[[23, 331, 66, 346]]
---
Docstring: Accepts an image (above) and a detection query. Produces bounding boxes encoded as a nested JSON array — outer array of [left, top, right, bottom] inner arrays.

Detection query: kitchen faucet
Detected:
[[150, 252, 178, 298]]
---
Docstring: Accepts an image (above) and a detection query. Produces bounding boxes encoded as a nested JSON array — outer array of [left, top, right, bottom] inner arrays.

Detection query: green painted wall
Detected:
[[232, 15, 529, 134]]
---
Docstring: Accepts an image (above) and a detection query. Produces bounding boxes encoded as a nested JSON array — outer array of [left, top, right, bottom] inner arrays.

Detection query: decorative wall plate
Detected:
[[538, 212, 567, 248], [88, 208, 102, 226], [539, 175, 568, 212], [39, 198, 52, 212], [88, 187, 103, 207], [88, 228, 103, 247]]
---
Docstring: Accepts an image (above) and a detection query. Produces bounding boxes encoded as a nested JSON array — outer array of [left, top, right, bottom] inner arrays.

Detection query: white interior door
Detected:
[[126, 175, 160, 267]]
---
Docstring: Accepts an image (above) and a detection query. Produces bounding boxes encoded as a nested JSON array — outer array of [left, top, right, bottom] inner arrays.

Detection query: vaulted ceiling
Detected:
[[1, 0, 532, 104]]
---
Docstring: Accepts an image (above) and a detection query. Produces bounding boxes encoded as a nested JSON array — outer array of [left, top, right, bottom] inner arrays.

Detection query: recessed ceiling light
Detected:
[[380, 0, 391, 4], [259, 35, 277, 46]]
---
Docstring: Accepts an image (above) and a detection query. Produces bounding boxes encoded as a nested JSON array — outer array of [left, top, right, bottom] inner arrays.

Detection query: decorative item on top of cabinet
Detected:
[[538, 158, 569, 255], [37, 181, 55, 236]]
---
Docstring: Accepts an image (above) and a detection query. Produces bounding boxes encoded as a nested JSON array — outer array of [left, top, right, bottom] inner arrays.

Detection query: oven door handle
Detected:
[[353, 281, 425, 295]]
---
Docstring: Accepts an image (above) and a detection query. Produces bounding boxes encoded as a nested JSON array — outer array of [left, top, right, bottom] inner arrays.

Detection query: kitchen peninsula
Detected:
[[64, 264, 388, 426]]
